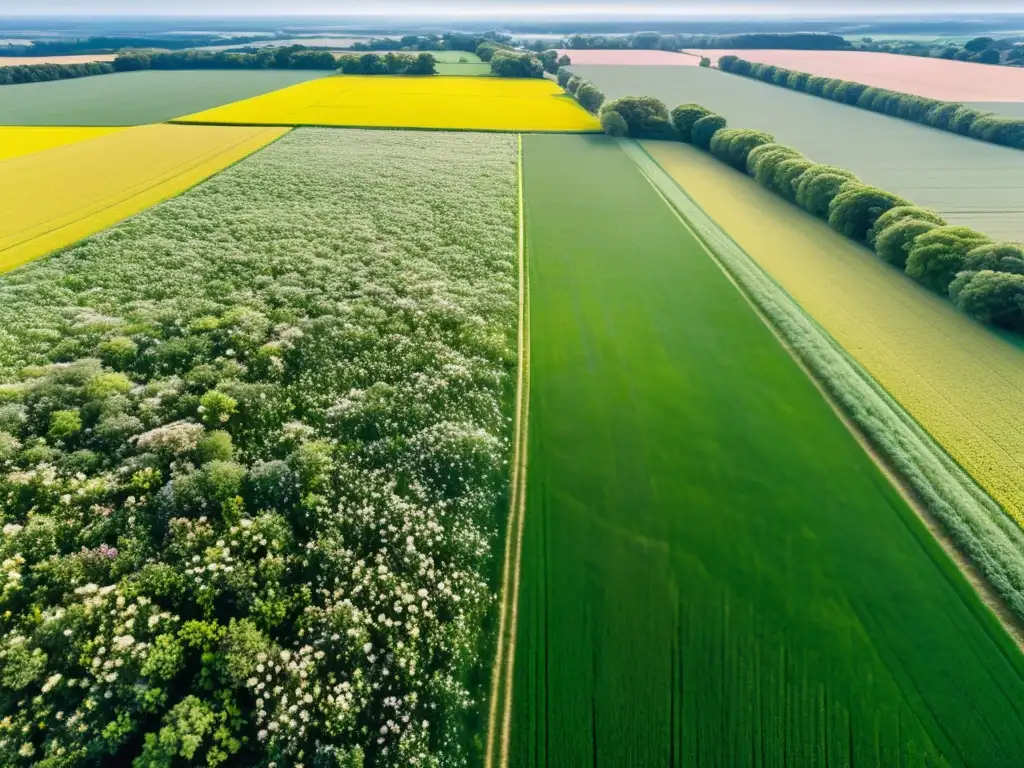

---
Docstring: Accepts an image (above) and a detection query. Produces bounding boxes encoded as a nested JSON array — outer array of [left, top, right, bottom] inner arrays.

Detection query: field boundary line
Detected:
[[624, 138, 1024, 649], [486, 133, 531, 768]]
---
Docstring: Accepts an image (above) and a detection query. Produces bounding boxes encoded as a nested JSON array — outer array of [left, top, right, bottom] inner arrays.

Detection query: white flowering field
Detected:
[[0, 129, 519, 767]]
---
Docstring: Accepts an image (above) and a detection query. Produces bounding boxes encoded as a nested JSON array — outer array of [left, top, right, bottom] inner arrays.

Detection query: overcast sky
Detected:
[[4, 1, 1019, 17]]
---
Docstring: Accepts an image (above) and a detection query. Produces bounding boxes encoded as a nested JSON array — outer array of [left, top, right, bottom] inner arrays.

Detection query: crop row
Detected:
[[0, 129, 519, 766]]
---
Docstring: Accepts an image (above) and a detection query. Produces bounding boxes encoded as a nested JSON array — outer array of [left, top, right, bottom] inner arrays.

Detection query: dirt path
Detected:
[[485, 134, 531, 768]]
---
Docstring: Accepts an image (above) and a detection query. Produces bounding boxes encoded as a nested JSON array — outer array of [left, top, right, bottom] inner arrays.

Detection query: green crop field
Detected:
[[435, 62, 493, 76], [0, 69, 328, 125], [508, 133, 1024, 767], [570, 65, 1024, 240]]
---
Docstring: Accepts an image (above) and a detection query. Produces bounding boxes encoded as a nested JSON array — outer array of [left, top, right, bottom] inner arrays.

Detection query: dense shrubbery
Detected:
[[476, 41, 517, 62], [599, 96, 674, 139], [717, 55, 1024, 150], [559, 31, 849, 51], [0, 61, 116, 86], [662, 98, 1024, 334], [336, 52, 437, 76], [0, 130, 519, 766], [556, 68, 605, 113], [489, 51, 543, 78], [115, 47, 339, 72]]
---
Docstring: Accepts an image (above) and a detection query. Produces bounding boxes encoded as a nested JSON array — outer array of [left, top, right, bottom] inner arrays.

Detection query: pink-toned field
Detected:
[[0, 54, 117, 67], [691, 49, 1024, 101], [555, 49, 704, 66]]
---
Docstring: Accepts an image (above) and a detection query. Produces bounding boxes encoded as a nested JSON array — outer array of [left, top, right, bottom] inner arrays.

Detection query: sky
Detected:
[[4, 1, 1020, 17]]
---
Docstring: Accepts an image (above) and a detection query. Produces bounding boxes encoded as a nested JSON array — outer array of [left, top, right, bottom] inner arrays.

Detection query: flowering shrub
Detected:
[[0, 129, 518, 766]]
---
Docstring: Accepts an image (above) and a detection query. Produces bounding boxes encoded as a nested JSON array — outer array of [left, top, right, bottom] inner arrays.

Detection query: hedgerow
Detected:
[[0, 129, 518, 767]]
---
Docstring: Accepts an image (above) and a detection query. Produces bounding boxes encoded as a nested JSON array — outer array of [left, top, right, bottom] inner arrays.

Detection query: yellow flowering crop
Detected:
[[0, 127, 123, 162], [174, 75, 602, 132], [645, 140, 1024, 521], [0, 123, 289, 273]]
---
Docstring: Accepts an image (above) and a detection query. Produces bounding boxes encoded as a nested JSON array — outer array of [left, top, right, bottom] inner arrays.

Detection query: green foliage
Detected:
[[875, 218, 941, 269], [953, 271, 1024, 330], [556, 66, 573, 88], [0, 130, 517, 767], [565, 75, 582, 94], [964, 242, 1024, 274], [746, 143, 803, 184], [117, 47, 339, 73], [670, 103, 712, 142], [709, 128, 775, 170], [949, 106, 984, 135], [771, 157, 815, 201], [793, 165, 858, 217], [827, 185, 910, 242], [601, 95, 673, 139], [699, 56, 711, 68], [906, 226, 993, 292], [575, 81, 605, 113], [867, 205, 947, 247], [787, 71, 811, 90], [600, 109, 628, 137], [538, 49, 560, 74], [489, 51, 544, 78], [690, 113, 727, 149]]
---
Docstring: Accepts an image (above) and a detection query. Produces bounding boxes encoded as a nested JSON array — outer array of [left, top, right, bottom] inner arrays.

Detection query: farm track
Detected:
[[486, 135, 531, 768], [506, 133, 1024, 767]]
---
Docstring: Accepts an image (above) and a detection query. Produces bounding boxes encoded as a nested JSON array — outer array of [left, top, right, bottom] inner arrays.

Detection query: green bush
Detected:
[[794, 165, 859, 217], [556, 67, 573, 88], [949, 106, 984, 135], [747, 143, 803, 183], [875, 219, 941, 269], [787, 71, 811, 91], [566, 75, 582, 94], [490, 51, 544, 78], [963, 242, 1024, 274], [603, 96, 674, 139], [710, 128, 775, 170], [952, 270, 1024, 331], [867, 205, 947, 247], [827, 185, 910, 242], [924, 102, 964, 130], [600, 109, 628, 137], [575, 82, 605, 112], [691, 114, 727, 149], [670, 103, 712, 142], [771, 157, 816, 201], [905, 226, 993, 292]]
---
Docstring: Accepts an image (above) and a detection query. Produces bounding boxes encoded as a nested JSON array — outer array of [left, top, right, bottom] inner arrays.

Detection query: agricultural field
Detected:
[[691, 49, 1024, 101], [973, 101, 1024, 117], [0, 69, 329, 125], [0, 123, 287, 272], [571, 64, 1024, 239], [176, 75, 601, 131], [0, 54, 117, 66], [0, 126, 121, 160], [505, 133, 1024, 767], [552, 48, 702, 65], [643, 139, 1024, 522], [0, 128, 519, 767], [435, 62, 493, 76]]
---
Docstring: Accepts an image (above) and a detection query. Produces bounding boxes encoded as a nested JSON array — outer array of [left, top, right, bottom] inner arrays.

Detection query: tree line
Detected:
[[854, 35, 1024, 68], [0, 60, 116, 86], [0, 35, 275, 57], [555, 31, 850, 51], [594, 94, 1024, 334], [717, 55, 1024, 151], [556, 67, 605, 112], [114, 47, 339, 72]]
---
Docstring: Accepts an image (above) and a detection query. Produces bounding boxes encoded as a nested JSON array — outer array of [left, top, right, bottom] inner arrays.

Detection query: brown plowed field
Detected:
[[690, 49, 1024, 102]]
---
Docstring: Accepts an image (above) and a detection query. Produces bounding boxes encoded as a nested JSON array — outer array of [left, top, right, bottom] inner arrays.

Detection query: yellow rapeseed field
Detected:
[[0, 123, 289, 273], [0, 126, 123, 161], [644, 140, 1024, 522], [174, 75, 602, 132]]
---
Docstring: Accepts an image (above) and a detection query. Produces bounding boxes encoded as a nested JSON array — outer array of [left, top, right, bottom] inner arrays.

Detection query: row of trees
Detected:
[[557, 32, 850, 51], [855, 35, 1024, 68], [336, 52, 437, 76], [556, 68, 605, 112], [597, 94, 1024, 333], [0, 35, 275, 56], [717, 55, 1024, 150], [489, 51, 544, 78], [113, 47, 339, 72], [0, 60, 116, 86]]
